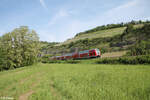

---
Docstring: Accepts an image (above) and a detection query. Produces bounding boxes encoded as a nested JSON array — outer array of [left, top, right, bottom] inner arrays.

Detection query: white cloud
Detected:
[[38, 30, 56, 42], [64, 0, 150, 41], [39, 0, 150, 42], [113, 0, 139, 10], [39, 0, 47, 9], [144, 17, 150, 20], [61, 21, 85, 40], [48, 9, 70, 26], [100, 0, 149, 23]]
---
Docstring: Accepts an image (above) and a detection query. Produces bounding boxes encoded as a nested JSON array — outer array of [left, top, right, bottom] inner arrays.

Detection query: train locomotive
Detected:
[[51, 48, 101, 60]]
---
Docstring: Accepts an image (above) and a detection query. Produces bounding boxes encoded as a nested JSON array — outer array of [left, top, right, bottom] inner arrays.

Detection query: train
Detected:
[[51, 48, 101, 60]]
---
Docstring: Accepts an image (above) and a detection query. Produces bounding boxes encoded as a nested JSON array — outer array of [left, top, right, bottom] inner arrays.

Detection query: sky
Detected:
[[0, 0, 150, 42]]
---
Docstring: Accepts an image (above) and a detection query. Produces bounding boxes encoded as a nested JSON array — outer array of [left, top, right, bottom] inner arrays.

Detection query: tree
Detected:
[[130, 20, 136, 25], [0, 26, 40, 70], [126, 24, 134, 33], [121, 24, 134, 41], [68, 42, 74, 48]]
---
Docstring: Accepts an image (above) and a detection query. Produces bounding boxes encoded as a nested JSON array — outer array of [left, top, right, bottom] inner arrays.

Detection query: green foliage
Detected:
[[110, 23, 150, 52], [64, 60, 80, 64], [95, 55, 150, 64], [127, 40, 150, 56], [75, 23, 125, 36], [0, 26, 40, 71], [75, 20, 148, 37], [40, 41, 59, 51], [48, 60, 63, 64], [96, 58, 119, 64], [42, 58, 80, 64], [124, 24, 134, 34]]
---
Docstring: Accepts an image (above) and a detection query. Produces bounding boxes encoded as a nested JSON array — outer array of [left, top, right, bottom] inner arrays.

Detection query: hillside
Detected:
[[57, 23, 144, 46], [41, 21, 150, 57], [57, 27, 126, 46]]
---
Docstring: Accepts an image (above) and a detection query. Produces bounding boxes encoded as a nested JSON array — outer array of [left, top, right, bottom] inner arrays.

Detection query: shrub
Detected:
[[136, 55, 150, 64], [96, 58, 118, 64], [48, 60, 63, 64], [95, 55, 150, 65], [64, 60, 80, 64], [118, 57, 138, 64]]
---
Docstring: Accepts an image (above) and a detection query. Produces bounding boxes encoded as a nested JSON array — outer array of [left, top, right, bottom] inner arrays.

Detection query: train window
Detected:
[[93, 52, 96, 55], [90, 52, 93, 55]]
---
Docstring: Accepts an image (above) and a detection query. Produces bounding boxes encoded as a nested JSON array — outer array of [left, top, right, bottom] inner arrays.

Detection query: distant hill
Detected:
[[40, 20, 150, 57], [57, 27, 126, 46]]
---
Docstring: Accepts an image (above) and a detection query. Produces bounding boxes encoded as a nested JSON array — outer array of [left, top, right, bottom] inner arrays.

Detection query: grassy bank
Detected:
[[0, 63, 150, 100]]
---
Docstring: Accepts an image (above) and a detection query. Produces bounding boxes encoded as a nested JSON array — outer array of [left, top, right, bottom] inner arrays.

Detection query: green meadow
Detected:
[[0, 63, 150, 100]]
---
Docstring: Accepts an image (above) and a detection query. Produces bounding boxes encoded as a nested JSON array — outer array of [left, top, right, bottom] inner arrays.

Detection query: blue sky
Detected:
[[0, 0, 150, 42]]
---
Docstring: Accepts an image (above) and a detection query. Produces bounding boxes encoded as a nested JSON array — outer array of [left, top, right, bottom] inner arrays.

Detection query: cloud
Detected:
[[60, 21, 85, 40], [39, 0, 47, 9], [63, 0, 150, 41], [113, 0, 139, 10], [48, 9, 70, 26], [38, 30, 56, 42], [39, 0, 150, 42], [144, 17, 150, 20], [100, 0, 150, 23]]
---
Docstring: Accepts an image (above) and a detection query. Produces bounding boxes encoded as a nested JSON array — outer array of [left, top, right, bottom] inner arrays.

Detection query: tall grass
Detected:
[[0, 64, 150, 100]]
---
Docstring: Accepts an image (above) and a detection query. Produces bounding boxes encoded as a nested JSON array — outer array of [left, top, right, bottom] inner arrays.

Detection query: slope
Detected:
[[40, 21, 149, 57]]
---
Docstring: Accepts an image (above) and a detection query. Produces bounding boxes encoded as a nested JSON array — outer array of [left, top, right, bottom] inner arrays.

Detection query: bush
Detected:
[[95, 55, 150, 65], [96, 58, 119, 64], [118, 57, 138, 64], [64, 60, 80, 64], [42, 59, 81, 64], [41, 55, 49, 63], [136, 55, 150, 64], [48, 60, 63, 64]]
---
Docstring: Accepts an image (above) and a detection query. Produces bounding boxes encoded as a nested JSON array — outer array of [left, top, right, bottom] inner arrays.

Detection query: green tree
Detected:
[[0, 26, 40, 70], [126, 24, 134, 33]]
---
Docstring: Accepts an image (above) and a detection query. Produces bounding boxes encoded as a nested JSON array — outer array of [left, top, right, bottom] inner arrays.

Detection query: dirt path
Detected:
[[50, 81, 62, 100], [1, 73, 37, 96], [19, 90, 34, 100], [18, 72, 43, 100], [19, 72, 41, 84]]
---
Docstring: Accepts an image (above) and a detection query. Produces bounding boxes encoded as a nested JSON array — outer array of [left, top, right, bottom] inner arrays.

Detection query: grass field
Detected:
[[0, 63, 150, 100]]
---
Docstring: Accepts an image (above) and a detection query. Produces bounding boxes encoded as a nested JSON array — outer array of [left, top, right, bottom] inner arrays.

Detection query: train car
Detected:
[[89, 48, 101, 58], [64, 53, 72, 60], [78, 48, 100, 59], [79, 50, 89, 59], [51, 48, 101, 60], [72, 53, 79, 59]]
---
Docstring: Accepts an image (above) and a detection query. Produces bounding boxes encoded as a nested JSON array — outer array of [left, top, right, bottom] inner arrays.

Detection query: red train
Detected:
[[51, 48, 101, 60]]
